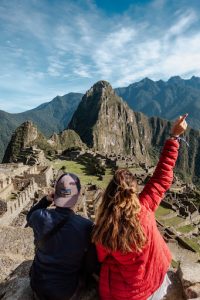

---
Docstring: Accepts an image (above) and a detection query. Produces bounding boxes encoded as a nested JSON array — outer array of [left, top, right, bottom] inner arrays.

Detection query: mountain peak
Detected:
[[190, 75, 200, 83], [93, 80, 112, 89], [86, 80, 114, 98], [142, 77, 153, 83], [2, 121, 40, 163], [68, 81, 132, 150], [168, 76, 182, 83]]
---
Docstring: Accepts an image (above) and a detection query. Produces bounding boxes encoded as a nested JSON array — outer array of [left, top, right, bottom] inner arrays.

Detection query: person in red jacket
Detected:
[[92, 114, 188, 300]]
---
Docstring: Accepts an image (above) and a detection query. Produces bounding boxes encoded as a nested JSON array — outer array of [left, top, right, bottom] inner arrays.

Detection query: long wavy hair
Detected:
[[92, 169, 147, 253]]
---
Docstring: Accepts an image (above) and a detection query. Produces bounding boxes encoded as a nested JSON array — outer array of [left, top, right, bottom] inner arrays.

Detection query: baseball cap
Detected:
[[54, 173, 81, 208]]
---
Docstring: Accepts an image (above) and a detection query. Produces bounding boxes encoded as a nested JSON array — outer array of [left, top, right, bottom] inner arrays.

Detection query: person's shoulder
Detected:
[[72, 214, 93, 229], [74, 214, 93, 225], [30, 207, 54, 222]]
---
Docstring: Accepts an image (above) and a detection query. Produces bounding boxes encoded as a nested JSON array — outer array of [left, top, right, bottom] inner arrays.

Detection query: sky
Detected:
[[0, 0, 200, 113]]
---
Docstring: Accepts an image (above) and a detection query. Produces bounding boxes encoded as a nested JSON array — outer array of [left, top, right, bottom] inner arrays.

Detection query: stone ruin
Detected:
[[163, 189, 200, 222], [0, 163, 53, 226], [61, 147, 146, 171], [16, 146, 47, 166], [75, 184, 103, 221]]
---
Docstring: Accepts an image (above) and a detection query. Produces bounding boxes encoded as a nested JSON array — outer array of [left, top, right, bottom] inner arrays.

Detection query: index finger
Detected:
[[179, 113, 188, 123]]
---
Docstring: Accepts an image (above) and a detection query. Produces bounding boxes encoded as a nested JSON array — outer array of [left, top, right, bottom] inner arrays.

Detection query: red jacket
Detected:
[[96, 139, 179, 300]]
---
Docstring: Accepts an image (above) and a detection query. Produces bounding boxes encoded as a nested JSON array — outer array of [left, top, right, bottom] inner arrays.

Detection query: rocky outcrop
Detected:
[[178, 262, 200, 299], [0, 263, 186, 300], [0, 260, 98, 300], [2, 121, 53, 163], [0, 226, 34, 283], [48, 129, 86, 151]]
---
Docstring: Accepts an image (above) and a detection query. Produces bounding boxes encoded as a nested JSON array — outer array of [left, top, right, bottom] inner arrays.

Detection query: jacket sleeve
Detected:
[[26, 196, 51, 226], [82, 243, 100, 276], [139, 139, 179, 212]]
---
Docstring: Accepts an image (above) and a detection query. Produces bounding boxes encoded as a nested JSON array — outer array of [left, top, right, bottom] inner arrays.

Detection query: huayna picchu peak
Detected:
[[68, 80, 151, 163]]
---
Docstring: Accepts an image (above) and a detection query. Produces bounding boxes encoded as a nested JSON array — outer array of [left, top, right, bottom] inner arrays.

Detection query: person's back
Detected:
[[27, 173, 96, 300], [29, 205, 93, 299], [96, 205, 171, 300]]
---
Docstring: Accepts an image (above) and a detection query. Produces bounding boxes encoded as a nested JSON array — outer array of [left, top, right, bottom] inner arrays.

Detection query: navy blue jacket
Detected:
[[27, 197, 95, 299]]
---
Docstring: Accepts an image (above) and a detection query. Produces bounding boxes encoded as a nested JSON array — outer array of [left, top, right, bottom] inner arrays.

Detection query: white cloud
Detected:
[[168, 10, 197, 36], [73, 68, 91, 78]]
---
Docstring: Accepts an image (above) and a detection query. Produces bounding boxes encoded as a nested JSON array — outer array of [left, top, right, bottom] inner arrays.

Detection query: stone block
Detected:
[[178, 262, 200, 299]]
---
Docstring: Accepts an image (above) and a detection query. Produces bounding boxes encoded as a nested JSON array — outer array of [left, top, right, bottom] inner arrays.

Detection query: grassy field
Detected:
[[155, 206, 172, 218], [183, 237, 200, 253], [52, 159, 113, 189], [177, 224, 195, 233], [155, 206, 185, 227], [161, 216, 184, 227]]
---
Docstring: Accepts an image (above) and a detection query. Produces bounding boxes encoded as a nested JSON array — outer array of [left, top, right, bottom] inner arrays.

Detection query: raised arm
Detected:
[[139, 114, 188, 212], [26, 192, 54, 226]]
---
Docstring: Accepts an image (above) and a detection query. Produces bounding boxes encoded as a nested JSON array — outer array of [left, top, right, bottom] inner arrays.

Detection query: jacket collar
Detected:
[[55, 206, 74, 215]]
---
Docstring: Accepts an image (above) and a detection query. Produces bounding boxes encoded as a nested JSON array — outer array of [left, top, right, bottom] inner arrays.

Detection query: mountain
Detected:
[[115, 76, 200, 130], [68, 81, 152, 163], [68, 80, 200, 185], [0, 93, 82, 162], [2, 121, 53, 163]]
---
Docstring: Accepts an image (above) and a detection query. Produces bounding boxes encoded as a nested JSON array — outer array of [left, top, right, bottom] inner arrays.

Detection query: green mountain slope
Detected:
[[115, 76, 200, 130]]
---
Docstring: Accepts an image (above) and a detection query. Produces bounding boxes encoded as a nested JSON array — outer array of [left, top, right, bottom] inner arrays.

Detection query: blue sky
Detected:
[[0, 0, 200, 112]]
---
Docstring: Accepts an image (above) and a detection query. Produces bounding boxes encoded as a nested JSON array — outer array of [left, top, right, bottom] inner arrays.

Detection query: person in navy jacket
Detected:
[[27, 173, 96, 300]]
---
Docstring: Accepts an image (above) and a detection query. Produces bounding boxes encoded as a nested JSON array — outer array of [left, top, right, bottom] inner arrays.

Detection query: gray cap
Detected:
[[54, 173, 80, 208]]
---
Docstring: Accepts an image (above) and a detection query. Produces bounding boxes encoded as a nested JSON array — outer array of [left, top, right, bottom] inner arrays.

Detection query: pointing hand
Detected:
[[171, 114, 188, 136]]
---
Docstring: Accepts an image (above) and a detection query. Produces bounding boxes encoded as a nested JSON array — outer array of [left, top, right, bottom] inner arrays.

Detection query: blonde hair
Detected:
[[92, 169, 147, 253]]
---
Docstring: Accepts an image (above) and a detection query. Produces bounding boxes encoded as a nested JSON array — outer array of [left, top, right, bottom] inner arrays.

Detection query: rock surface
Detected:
[[0, 260, 98, 300], [0, 226, 34, 282], [2, 121, 52, 163], [178, 262, 200, 299], [48, 129, 86, 151], [68, 81, 159, 163]]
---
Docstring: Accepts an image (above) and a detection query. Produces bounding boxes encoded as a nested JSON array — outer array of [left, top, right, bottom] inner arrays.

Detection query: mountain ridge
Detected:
[[115, 76, 200, 129]]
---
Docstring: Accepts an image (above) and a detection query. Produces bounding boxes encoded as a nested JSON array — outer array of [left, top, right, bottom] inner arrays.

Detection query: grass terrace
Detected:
[[155, 206, 172, 218], [177, 224, 195, 233], [160, 216, 184, 227], [183, 237, 200, 253]]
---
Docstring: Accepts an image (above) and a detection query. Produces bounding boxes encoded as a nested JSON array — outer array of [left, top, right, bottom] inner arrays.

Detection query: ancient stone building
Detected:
[[0, 163, 54, 226]]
